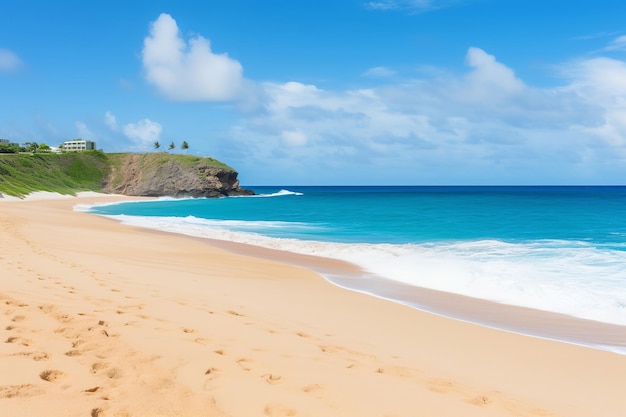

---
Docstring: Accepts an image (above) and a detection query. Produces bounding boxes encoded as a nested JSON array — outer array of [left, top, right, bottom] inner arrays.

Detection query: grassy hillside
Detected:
[[0, 151, 111, 197], [0, 152, 235, 198]]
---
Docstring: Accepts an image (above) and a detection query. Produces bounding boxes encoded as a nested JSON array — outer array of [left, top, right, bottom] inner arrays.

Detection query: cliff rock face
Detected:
[[103, 154, 253, 198]]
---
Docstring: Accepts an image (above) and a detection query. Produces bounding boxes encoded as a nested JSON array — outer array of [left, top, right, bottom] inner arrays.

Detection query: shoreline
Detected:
[[324, 272, 626, 354], [81, 195, 626, 355], [162, 228, 626, 355], [2, 194, 626, 416]]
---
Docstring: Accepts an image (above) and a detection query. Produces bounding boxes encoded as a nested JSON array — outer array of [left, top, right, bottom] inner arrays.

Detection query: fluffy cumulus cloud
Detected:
[[132, 16, 626, 183], [104, 112, 162, 149], [559, 55, 626, 147], [0, 49, 22, 71], [223, 41, 626, 184], [463, 47, 524, 97], [122, 119, 162, 147], [142, 13, 244, 101]]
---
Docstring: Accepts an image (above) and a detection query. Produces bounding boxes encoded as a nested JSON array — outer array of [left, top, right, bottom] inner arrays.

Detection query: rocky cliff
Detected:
[[103, 153, 253, 198]]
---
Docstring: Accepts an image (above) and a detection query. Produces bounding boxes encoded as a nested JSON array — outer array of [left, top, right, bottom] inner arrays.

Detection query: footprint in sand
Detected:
[[38, 304, 55, 314], [25, 351, 50, 361], [105, 368, 122, 379], [236, 358, 253, 371], [262, 373, 282, 385], [32, 352, 50, 361], [302, 383, 322, 393], [227, 310, 245, 317], [427, 378, 455, 394], [91, 362, 121, 380], [205, 367, 220, 376], [10, 351, 50, 361], [5, 300, 28, 307], [11, 314, 26, 322], [71, 339, 87, 348], [39, 370, 65, 382], [194, 337, 210, 345], [54, 326, 82, 339], [5, 336, 32, 346], [90, 362, 110, 374], [90, 407, 105, 417], [467, 395, 491, 407], [203, 367, 221, 390]]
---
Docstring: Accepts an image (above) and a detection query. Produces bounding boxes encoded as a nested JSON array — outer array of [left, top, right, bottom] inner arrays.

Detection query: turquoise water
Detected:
[[88, 186, 626, 244], [84, 186, 626, 342]]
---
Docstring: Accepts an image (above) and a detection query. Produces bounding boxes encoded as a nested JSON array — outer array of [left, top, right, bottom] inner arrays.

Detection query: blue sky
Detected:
[[2, 0, 626, 185]]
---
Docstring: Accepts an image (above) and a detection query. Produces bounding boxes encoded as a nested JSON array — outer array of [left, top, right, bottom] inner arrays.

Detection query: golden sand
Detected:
[[1, 194, 625, 416]]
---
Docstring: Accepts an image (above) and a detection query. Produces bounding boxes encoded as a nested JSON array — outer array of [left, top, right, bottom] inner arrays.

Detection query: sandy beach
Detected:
[[1, 194, 626, 417]]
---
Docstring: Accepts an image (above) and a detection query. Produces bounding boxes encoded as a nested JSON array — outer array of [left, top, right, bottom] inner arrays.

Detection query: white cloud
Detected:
[[0, 49, 22, 71], [366, 0, 431, 10], [76, 121, 95, 140], [365, 0, 456, 12], [105, 111, 163, 149], [572, 31, 620, 41], [559, 57, 626, 147], [123, 119, 162, 147], [281, 130, 308, 147], [104, 111, 118, 131], [142, 13, 244, 101], [363, 66, 396, 78], [605, 35, 626, 51], [463, 47, 524, 97], [563, 57, 626, 96], [223, 44, 626, 184]]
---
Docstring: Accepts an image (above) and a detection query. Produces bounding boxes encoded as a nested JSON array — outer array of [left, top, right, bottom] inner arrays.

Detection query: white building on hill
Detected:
[[62, 139, 96, 152]]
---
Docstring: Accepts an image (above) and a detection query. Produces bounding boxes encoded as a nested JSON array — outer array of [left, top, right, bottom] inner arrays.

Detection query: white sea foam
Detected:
[[73, 196, 188, 212], [96, 214, 626, 327], [234, 189, 304, 198]]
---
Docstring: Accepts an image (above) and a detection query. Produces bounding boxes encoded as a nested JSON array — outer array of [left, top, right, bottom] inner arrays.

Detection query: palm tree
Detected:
[[168, 141, 175, 151], [154, 140, 160, 151], [181, 141, 189, 153]]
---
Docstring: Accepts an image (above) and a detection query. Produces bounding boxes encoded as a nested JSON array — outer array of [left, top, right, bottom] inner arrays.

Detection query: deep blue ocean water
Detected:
[[83, 186, 626, 338]]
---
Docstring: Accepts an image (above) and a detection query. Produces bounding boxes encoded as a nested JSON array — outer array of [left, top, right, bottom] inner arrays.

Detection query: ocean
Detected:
[[81, 186, 626, 352]]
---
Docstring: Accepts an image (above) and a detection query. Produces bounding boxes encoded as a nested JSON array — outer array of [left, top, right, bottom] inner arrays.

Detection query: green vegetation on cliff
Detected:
[[0, 151, 110, 197], [0, 152, 236, 198]]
